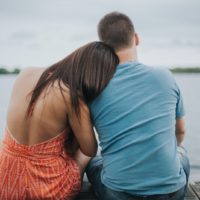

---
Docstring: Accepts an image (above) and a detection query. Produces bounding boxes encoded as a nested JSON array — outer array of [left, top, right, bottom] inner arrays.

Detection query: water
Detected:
[[0, 74, 200, 180]]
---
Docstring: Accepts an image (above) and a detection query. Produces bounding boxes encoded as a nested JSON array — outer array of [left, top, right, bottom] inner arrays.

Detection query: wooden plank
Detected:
[[76, 182, 200, 200], [190, 182, 200, 200], [185, 184, 199, 200]]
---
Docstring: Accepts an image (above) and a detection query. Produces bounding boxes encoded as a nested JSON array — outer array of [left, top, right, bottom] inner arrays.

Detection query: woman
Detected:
[[0, 42, 119, 199]]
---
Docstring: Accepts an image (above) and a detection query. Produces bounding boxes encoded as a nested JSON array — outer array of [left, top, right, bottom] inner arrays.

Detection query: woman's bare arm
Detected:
[[68, 100, 97, 157]]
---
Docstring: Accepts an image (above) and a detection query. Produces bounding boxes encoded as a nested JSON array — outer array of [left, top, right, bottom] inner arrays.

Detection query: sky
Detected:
[[1, 0, 200, 69]]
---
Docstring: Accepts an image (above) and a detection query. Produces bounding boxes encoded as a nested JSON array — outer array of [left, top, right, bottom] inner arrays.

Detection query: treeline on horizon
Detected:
[[170, 67, 200, 73], [0, 66, 200, 74], [0, 67, 20, 74]]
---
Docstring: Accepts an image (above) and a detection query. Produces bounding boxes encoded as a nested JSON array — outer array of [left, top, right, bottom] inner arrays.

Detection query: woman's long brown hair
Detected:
[[26, 42, 119, 154], [26, 41, 119, 118]]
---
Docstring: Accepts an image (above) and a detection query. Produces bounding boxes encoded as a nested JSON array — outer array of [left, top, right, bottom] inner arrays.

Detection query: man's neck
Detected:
[[116, 47, 138, 64]]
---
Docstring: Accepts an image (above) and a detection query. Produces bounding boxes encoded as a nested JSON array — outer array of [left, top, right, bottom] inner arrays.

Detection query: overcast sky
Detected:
[[1, 0, 200, 68]]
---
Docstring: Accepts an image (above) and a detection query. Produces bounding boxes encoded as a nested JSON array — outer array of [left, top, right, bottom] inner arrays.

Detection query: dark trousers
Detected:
[[86, 146, 190, 200]]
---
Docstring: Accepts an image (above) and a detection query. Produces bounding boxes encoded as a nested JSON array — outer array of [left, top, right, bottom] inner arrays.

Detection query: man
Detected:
[[86, 12, 190, 200]]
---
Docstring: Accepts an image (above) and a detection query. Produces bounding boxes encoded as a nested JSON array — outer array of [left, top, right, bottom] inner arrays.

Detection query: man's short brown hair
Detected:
[[98, 12, 135, 51]]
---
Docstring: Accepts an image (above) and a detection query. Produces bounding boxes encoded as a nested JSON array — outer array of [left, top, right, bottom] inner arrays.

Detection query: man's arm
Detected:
[[176, 117, 185, 146]]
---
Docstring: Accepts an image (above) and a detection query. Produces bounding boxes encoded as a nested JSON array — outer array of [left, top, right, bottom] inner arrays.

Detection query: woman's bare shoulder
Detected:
[[19, 67, 45, 76], [14, 67, 45, 84]]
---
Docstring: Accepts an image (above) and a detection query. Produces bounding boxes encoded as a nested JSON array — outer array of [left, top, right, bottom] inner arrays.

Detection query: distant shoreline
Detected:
[[0, 68, 20, 75], [1, 67, 200, 74], [170, 67, 200, 73]]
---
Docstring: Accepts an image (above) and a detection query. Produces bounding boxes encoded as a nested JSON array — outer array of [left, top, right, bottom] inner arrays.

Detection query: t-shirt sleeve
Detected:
[[175, 85, 185, 118], [162, 68, 185, 118]]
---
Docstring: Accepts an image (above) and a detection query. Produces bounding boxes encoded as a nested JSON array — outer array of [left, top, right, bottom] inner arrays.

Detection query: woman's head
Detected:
[[27, 41, 119, 117]]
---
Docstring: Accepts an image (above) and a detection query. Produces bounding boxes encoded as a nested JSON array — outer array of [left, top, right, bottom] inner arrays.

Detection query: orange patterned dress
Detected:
[[0, 128, 81, 200]]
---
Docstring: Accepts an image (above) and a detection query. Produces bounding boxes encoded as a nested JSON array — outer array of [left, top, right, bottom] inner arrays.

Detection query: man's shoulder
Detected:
[[136, 64, 176, 89], [139, 63, 170, 74], [152, 66, 172, 76], [142, 64, 174, 81], [116, 62, 175, 85], [128, 62, 172, 75]]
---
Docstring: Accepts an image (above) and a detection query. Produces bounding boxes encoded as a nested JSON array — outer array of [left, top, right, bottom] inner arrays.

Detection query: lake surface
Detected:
[[0, 74, 200, 180]]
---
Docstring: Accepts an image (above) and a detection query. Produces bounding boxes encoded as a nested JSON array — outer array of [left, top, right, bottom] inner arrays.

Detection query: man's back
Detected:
[[90, 61, 186, 195]]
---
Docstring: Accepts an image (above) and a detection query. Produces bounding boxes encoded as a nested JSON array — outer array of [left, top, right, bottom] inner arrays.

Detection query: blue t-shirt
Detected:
[[90, 61, 186, 195]]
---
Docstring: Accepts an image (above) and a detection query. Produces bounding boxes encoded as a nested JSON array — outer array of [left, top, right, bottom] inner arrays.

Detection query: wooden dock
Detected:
[[76, 181, 200, 200], [187, 182, 200, 200]]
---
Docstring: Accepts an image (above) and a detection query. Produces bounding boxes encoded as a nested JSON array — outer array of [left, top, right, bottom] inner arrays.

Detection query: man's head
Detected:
[[98, 12, 138, 51]]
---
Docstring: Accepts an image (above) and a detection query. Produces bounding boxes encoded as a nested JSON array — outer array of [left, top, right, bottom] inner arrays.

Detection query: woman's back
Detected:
[[0, 41, 119, 199], [6, 67, 70, 145], [1, 67, 82, 200]]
